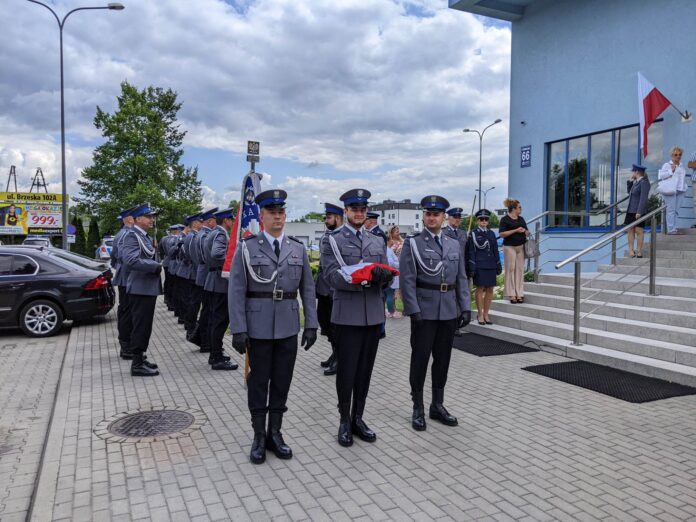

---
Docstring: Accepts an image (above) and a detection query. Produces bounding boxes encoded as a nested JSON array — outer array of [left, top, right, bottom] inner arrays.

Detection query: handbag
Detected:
[[524, 238, 539, 259], [657, 165, 679, 196]]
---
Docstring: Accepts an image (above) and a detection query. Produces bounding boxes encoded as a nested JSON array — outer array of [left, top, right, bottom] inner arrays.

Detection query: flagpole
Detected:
[[669, 103, 691, 121]]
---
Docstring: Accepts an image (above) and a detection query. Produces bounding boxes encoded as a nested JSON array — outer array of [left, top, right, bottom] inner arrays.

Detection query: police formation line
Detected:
[[110, 190, 511, 465]]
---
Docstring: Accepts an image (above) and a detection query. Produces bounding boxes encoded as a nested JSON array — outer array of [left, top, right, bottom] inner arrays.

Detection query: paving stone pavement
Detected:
[[4, 297, 696, 521], [0, 329, 69, 522]]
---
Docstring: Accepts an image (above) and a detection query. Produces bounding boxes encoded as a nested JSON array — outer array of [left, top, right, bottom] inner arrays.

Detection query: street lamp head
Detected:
[[108, 3, 125, 10], [462, 128, 471, 133], [494, 118, 502, 124]]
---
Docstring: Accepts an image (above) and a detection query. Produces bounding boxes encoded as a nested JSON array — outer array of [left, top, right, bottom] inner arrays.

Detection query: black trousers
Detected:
[[409, 318, 457, 392], [316, 294, 335, 343], [185, 280, 202, 331], [116, 285, 132, 350], [207, 292, 229, 362], [198, 288, 212, 349], [128, 294, 157, 355], [170, 274, 181, 314], [334, 324, 381, 405], [247, 336, 298, 416]]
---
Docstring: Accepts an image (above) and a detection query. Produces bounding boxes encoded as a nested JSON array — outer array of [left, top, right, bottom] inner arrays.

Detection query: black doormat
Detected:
[[523, 361, 696, 403], [453, 333, 538, 356]]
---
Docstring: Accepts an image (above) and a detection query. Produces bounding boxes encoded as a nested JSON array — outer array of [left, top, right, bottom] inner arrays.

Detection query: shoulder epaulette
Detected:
[[407, 232, 421, 238], [242, 234, 257, 241], [288, 236, 303, 244]]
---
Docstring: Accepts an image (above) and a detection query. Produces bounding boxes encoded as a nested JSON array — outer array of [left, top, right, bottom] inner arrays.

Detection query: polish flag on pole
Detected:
[[221, 170, 263, 278], [638, 72, 672, 158]]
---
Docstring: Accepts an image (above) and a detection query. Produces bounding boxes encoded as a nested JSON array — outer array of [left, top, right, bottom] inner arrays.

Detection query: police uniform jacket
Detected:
[[465, 227, 501, 277], [400, 231, 469, 321], [175, 231, 195, 280], [443, 225, 467, 253], [160, 235, 172, 269], [626, 177, 651, 215], [203, 225, 229, 294], [369, 225, 388, 245], [320, 226, 387, 326], [314, 228, 337, 297], [228, 235, 318, 339], [167, 233, 182, 274], [122, 226, 163, 296], [195, 227, 212, 287], [111, 227, 131, 287]]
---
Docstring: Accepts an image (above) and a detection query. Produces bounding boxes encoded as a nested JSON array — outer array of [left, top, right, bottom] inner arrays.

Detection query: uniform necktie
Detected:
[[434, 235, 442, 250], [273, 239, 280, 258], [356, 230, 362, 241]]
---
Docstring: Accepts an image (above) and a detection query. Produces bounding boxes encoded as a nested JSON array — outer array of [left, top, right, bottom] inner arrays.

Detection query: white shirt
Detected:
[[426, 229, 443, 244], [263, 231, 285, 252], [343, 223, 365, 239], [659, 161, 687, 192]]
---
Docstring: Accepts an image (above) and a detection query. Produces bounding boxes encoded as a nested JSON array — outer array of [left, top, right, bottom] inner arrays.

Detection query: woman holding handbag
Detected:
[[659, 147, 687, 235], [498, 198, 530, 303]]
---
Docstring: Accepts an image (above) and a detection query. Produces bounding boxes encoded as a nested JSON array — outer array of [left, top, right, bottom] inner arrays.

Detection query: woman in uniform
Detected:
[[465, 209, 501, 325]]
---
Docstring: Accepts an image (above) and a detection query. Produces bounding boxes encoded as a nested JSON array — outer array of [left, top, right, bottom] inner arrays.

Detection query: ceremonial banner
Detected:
[[0, 192, 67, 235], [221, 171, 262, 278]]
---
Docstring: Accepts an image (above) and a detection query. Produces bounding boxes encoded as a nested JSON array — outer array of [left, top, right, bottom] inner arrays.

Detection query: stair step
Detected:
[[521, 291, 696, 328], [617, 257, 696, 269], [538, 272, 696, 299], [464, 323, 696, 387], [598, 264, 696, 279], [490, 301, 696, 345], [525, 282, 696, 313], [487, 310, 696, 368], [652, 249, 696, 259]]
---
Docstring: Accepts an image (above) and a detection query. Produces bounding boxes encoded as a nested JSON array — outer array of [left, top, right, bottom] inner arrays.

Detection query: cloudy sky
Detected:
[[0, 0, 511, 219]]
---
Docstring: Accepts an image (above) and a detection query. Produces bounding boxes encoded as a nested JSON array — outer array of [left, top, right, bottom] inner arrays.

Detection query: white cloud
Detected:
[[0, 0, 511, 215]]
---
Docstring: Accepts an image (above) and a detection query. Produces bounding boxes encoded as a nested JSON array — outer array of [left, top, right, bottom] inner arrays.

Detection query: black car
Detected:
[[0, 246, 115, 337]]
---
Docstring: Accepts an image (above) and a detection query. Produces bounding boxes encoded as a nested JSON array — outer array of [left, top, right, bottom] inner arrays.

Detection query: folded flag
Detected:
[[339, 262, 399, 285]]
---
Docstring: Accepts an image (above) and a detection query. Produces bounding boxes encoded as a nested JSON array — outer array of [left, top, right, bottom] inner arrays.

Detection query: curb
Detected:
[[26, 326, 73, 522]]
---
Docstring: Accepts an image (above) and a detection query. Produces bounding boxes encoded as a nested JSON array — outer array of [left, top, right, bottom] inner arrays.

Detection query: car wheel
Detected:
[[19, 299, 64, 337]]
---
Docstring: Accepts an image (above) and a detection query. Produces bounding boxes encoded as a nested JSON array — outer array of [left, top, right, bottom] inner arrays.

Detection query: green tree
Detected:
[[228, 200, 239, 213], [87, 216, 101, 251], [70, 210, 87, 256], [77, 81, 202, 233], [297, 211, 324, 223]]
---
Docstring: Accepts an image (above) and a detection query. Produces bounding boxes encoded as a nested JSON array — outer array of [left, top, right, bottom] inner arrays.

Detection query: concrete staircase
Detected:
[[466, 229, 696, 387]]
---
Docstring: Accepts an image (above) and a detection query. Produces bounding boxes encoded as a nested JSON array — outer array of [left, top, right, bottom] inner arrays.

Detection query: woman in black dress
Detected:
[[465, 209, 501, 325]]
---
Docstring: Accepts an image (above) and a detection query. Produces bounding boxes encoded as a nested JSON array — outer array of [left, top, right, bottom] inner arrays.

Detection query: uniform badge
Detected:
[[357, 189, 364, 197], [273, 190, 280, 198]]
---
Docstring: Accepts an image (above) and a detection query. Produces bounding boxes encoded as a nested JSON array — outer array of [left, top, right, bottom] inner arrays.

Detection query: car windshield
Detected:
[[105, 240, 113, 247], [24, 239, 49, 245]]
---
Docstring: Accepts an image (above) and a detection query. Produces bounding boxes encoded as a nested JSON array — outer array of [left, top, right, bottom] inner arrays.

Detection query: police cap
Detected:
[[420, 195, 449, 212], [446, 207, 464, 217], [214, 208, 235, 220], [200, 207, 219, 220], [255, 189, 287, 209], [130, 203, 157, 218], [340, 188, 371, 207], [184, 212, 203, 225], [475, 208, 492, 220], [324, 203, 343, 216]]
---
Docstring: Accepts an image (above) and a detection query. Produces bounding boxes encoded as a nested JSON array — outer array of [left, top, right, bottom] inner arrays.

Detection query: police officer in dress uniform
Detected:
[[182, 213, 204, 341], [193, 208, 219, 353], [400, 195, 471, 431], [160, 225, 177, 310], [203, 208, 238, 370], [111, 205, 138, 359], [443, 207, 469, 337], [170, 224, 188, 321], [315, 203, 344, 376], [121, 203, 162, 377], [365, 211, 388, 245], [320, 189, 393, 447], [465, 209, 501, 325], [229, 190, 318, 464], [174, 214, 198, 328]]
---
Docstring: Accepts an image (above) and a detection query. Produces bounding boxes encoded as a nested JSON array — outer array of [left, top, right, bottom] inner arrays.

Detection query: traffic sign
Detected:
[[67, 224, 77, 234], [247, 141, 260, 155], [246, 155, 260, 163]]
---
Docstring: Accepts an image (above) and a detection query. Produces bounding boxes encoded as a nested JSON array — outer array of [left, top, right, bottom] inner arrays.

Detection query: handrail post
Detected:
[[571, 261, 582, 346], [649, 214, 657, 296], [610, 204, 617, 265], [662, 205, 667, 236], [533, 221, 541, 283]]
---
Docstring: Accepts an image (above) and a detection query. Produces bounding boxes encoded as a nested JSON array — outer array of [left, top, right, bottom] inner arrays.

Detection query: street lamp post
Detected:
[[476, 186, 495, 210], [463, 119, 502, 212], [27, 1, 124, 250]]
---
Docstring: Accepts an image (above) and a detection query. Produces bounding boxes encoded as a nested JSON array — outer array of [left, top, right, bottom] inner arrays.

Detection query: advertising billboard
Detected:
[[0, 192, 68, 235]]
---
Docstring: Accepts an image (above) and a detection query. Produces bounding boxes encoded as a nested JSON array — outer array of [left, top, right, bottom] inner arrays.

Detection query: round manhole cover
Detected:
[[109, 410, 194, 437], [94, 407, 207, 443]]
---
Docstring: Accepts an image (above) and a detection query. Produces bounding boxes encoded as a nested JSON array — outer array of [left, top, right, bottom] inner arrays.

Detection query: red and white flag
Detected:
[[638, 72, 671, 158]]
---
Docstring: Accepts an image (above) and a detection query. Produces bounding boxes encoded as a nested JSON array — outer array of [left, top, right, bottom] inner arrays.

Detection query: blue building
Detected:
[[451, 0, 696, 270]]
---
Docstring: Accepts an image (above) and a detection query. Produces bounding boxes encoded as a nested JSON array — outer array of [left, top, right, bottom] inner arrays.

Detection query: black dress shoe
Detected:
[[131, 363, 159, 377], [211, 360, 238, 370], [178, 318, 185, 325], [320, 355, 332, 368], [266, 413, 292, 459], [429, 388, 457, 426], [352, 417, 376, 442], [411, 391, 426, 431], [142, 357, 158, 369], [208, 354, 232, 364], [250, 416, 266, 464], [324, 359, 337, 376], [337, 402, 353, 447]]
